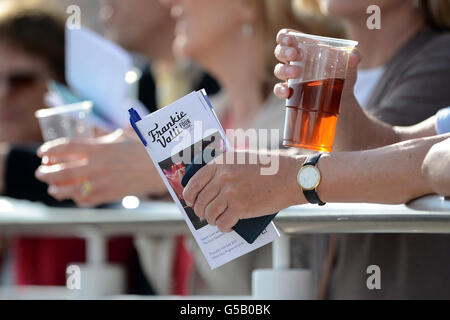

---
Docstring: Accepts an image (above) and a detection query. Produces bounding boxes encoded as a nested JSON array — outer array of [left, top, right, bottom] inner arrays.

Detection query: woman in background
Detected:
[[274, 0, 450, 299], [0, 0, 136, 290]]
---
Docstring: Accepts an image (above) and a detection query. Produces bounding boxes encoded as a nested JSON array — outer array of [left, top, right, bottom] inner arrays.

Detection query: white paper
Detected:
[[135, 91, 279, 269], [66, 27, 146, 128]]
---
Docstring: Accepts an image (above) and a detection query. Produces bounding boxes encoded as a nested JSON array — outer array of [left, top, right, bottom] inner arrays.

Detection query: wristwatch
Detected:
[[297, 153, 326, 206]]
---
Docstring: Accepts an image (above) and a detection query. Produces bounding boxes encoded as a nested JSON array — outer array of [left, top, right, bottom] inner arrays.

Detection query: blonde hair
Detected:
[[252, 0, 346, 97], [294, 0, 450, 30]]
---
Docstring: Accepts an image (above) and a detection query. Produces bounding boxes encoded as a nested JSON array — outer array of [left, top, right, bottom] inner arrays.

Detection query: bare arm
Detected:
[[318, 133, 450, 204], [333, 94, 438, 151], [183, 133, 450, 232], [421, 137, 450, 196], [332, 91, 401, 151]]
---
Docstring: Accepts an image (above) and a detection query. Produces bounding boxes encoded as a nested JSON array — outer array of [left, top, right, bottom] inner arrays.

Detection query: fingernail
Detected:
[[353, 50, 362, 64], [279, 86, 288, 95], [42, 156, 50, 165], [282, 35, 291, 46], [286, 65, 296, 76], [186, 201, 192, 207], [35, 170, 43, 179], [286, 47, 296, 59], [39, 144, 49, 154], [48, 186, 58, 195]]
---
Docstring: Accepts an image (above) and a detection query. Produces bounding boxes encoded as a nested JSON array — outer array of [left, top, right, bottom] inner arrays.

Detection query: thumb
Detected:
[[343, 49, 362, 95], [37, 138, 95, 159]]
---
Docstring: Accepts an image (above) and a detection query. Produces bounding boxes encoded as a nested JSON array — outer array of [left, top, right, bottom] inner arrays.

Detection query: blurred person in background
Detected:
[[0, 0, 138, 292], [58, 0, 104, 33], [98, 0, 219, 295], [36, 0, 343, 295], [0, 0, 68, 286], [99, 0, 220, 112], [272, 0, 450, 299]]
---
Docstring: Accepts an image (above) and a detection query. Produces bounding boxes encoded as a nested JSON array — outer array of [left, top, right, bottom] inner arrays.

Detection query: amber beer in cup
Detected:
[[283, 32, 358, 152]]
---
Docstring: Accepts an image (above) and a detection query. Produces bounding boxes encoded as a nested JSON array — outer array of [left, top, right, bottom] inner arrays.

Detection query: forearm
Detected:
[[421, 137, 450, 196], [334, 95, 438, 151], [318, 134, 450, 204], [394, 116, 438, 141], [334, 96, 401, 151]]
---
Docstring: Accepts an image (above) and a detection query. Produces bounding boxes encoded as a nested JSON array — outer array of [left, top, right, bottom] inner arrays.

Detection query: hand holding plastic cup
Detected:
[[283, 32, 358, 152], [35, 101, 94, 142], [35, 101, 95, 188]]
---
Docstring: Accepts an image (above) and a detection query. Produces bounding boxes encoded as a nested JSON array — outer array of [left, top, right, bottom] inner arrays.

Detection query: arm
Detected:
[[333, 93, 438, 151], [273, 30, 439, 151], [183, 134, 450, 232], [36, 129, 168, 207], [421, 137, 450, 196], [318, 134, 450, 204]]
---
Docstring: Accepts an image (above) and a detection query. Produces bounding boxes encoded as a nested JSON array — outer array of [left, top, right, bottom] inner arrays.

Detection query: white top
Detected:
[[354, 67, 385, 109]]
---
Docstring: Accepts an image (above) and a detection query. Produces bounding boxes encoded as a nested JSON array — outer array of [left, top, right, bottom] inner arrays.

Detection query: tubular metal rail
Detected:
[[0, 195, 448, 299]]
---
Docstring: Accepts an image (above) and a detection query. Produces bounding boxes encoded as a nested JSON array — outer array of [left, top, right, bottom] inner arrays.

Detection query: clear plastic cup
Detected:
[[35, 101, 94, 142], [284, 32, 358, 152]]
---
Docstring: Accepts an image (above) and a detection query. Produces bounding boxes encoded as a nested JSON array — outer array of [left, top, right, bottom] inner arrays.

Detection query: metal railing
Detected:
[[0, 195, 448, 299]]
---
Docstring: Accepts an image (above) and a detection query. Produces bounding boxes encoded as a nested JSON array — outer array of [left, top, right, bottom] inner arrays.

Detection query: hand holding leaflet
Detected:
[[180, 150, 278, 244], [128, 91, 279, 269]]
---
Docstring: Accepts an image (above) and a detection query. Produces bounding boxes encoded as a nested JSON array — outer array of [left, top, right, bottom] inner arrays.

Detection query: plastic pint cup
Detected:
[[283, 32, 358, 152], [35, 101, 94, 142]]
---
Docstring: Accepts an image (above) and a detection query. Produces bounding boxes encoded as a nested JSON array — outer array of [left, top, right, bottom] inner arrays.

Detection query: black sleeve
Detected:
[[3, 145, 73, 207], [138, 66, 158, 113]]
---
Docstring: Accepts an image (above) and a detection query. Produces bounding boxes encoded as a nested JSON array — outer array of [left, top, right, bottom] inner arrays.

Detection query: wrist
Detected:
[[315, 152, 333, 203], [291, 152, 333, 206], [286, 154, 308, 206]]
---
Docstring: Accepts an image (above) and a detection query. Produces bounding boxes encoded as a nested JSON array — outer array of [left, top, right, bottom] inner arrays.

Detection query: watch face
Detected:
[[298, 165, 321, 190]]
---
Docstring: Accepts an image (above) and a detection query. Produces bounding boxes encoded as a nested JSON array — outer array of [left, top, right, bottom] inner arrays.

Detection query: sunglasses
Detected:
[[0, 71, 46, 91]]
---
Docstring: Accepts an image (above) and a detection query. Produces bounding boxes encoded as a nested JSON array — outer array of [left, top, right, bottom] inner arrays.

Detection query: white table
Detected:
[[0, 195, 449, 299]]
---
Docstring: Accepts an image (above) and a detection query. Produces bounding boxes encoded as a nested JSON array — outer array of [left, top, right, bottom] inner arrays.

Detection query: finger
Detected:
[[72, 173, 153, 207], [275, 43, 304, 62], [38, 138, 96, 158], [276, 28, 300, 46], [274, 83, 290, 99], [35, 159, 93, 185], [205, 197, 229, 231], [47, 176, 105, 205], [193, 182, 220, 220], [274, 45, 301, 64], [343, 50, 362, 93], [182, 164, 217, 207], [216, 209, 240, 233], [74, 178, 124, 207], [47, 180, 88, 202], [348, 49, 362, 71], [274, 63, 301, 81]]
